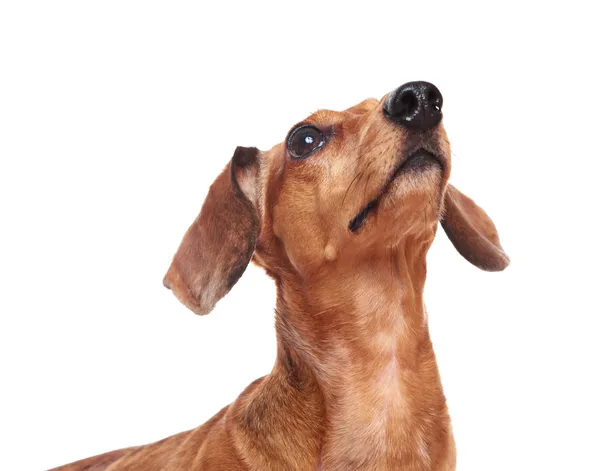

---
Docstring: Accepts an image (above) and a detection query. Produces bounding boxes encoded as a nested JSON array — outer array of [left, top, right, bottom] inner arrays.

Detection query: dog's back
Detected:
[[51, 406, 228, 470]]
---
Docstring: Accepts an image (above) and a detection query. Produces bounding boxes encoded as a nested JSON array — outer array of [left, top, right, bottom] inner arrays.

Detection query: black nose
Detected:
[[384, 81, 443, 131]]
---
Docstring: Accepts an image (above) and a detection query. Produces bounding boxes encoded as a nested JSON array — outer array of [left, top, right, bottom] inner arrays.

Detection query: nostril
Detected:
[[399, 90, 418, 117], [426, 87, 443, 112]]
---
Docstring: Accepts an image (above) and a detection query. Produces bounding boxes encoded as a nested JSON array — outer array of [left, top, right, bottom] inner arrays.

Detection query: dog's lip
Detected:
[[398, 149, 442, 173], [348, 149, 442, 233]]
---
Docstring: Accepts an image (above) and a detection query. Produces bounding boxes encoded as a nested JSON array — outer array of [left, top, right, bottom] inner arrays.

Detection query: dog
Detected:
[[52, 81, 509, 471]]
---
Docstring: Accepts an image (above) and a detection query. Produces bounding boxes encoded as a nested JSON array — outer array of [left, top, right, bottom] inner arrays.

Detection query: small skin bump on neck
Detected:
[[323, 243, 337, 262]]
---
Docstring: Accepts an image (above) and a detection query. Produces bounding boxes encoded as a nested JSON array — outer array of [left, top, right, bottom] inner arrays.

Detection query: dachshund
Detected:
[[52, 81, 509, 471]]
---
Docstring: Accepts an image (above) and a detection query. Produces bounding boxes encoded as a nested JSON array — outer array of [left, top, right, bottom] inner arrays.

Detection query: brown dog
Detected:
[[53, 82, 508, 471]]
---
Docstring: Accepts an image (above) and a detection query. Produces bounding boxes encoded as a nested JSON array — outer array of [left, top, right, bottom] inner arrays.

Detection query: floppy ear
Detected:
[[440, 184, 509, 272], [163, 146, 260, 315]]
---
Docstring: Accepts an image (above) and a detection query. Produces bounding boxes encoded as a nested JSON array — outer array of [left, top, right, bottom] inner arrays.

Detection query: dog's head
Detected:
[[164, 82, 509, 315]]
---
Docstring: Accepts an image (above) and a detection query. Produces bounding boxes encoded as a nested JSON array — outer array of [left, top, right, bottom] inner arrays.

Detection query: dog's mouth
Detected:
[[348, 149, 442, 233]]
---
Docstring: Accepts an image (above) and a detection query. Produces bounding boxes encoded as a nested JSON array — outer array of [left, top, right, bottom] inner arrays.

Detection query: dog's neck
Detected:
[[273, 240, 452, 469]]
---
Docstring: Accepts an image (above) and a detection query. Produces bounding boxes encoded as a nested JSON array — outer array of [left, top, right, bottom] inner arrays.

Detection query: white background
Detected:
[[1, 1, 599, 470]]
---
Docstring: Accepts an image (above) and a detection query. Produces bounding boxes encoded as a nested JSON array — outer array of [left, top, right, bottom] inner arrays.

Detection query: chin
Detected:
[[388, 164, 445, 202], [348, 149, 448, 235], [378, 179, 444, 240]]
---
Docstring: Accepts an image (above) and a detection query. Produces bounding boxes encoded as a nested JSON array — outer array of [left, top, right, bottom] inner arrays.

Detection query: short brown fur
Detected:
[[52, 91, 508, 471]]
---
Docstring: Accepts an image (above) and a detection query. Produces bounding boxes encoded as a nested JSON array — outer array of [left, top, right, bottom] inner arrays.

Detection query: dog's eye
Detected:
[[287, 126, 325, 159]]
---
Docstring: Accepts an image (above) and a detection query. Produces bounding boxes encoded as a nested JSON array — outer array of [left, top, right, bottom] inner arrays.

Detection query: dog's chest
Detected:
[[316, 337, 445, 470]]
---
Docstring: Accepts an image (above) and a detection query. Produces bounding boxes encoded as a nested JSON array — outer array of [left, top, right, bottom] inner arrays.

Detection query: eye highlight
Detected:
[[287, 125, 325, 159]]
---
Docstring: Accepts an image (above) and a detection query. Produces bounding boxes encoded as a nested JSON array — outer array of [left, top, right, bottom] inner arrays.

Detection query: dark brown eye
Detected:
[[287, 125, 325, 159]]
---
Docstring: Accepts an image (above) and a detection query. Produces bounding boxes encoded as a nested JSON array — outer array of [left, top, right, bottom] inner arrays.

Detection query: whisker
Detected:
[[342, 168, 366, 208]]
